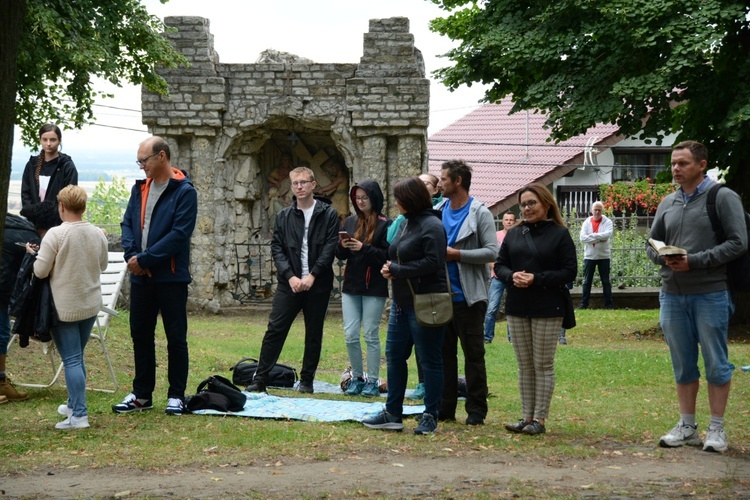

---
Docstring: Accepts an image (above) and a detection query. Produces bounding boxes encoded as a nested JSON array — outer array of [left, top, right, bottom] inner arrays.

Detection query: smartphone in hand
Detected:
[[339, 231, 351, 241]]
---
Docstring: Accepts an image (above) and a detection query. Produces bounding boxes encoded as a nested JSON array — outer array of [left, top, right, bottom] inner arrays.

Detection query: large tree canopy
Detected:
[[430, 0, 750, 199], [1, 0, 186, 242]]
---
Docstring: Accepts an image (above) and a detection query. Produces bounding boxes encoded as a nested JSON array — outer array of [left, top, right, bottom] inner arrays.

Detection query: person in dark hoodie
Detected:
[[245, 164, 340, 394], [363, 176, 448, 435], [335, 180, 391, 397], [113, 136, 198, 416], [0, 213, 41, 403], [21, 124, 78, 209]]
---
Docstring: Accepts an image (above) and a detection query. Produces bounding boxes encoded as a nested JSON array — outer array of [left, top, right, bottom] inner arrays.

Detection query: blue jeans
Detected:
[[342, 293, 386, 380], [52, 316, 97, 417], [385, 302, 445, 418], [0, 302, 9, 355], [483, 278, 505, 341], [660, 290, 735, 386], [580, 259, 613, 307]]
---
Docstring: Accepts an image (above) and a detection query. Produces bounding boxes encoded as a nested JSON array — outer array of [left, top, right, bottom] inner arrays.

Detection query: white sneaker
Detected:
[[165, 397, 184, 416], [56, 415, 90, 430], [57, 404, 73, 417], [703, 426, 728, 453], [659, 422, 702, 448]]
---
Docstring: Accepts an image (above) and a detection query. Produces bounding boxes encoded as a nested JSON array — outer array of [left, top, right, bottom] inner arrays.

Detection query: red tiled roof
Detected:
[[428, 99, 621, 215]]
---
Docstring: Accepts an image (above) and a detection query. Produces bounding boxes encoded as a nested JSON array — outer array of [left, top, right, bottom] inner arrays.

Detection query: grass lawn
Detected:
[[2, 307, 749, 473]]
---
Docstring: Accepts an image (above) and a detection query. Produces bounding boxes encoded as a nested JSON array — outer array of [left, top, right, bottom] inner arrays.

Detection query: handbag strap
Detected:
[[396, 221, 451, 300]]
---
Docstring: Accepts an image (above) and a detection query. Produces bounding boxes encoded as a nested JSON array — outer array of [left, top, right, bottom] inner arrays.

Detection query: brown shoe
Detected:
[[0, 377, 29, 401]]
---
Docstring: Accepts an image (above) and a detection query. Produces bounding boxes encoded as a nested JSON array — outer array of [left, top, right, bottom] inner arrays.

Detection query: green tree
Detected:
[[86, 176, 130, 234], [430, 0, 750, 204], [0, 0, 186, 244]]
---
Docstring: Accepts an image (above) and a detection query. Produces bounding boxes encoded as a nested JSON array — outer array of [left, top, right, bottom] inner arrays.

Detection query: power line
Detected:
[[428, 138, 671, 150]]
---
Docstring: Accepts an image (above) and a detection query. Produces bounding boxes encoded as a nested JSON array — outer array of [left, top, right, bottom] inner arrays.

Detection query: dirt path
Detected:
[[3, 447, 749, 498]]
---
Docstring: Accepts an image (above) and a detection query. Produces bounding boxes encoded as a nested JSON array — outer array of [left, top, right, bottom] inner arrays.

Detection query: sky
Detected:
[[10, 0, 489, 182]]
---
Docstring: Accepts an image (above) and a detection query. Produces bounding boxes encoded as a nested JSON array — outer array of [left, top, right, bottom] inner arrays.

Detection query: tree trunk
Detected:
[[0, 0, 26, 243]]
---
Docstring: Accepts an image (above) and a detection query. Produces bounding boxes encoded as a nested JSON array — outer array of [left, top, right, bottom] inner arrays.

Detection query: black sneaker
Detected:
[[112, 393, 153, 414], [362, 409, 404, 431], [297, 381, 314, 394], [466, 414, 485, 426], [245, 379, 266, 393], [522, 419, 546, 435], [505, 418, 531, 433], [414, 413, 438, 434]]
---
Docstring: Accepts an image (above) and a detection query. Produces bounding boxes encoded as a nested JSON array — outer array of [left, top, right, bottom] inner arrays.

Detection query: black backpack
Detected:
[[185, 375, 247, 413], [230, 358, 298, 388], [706, 184, 750, 292]]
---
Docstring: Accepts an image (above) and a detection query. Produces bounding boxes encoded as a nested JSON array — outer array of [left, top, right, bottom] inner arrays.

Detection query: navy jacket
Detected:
[[335, 180, 391, 297], [121, 168, 198, 284]]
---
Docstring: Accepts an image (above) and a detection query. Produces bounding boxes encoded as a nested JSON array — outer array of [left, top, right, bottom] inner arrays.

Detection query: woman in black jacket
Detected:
[[21, 124, 78, 209], [362, 176, 448, 435], [335, 180, 391, 397], [494, 183, 577, 436]]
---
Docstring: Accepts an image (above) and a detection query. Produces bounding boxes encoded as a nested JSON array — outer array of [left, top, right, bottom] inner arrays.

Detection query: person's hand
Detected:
[[664, 255, 689, 272], [512, 271, 534, 288], [127, 256, 149, 276], [381, 260, 393, 280], [289, 276, 302, 293], [446, 246, 461, 261], [343, 238, 363, 252], [25, 242, 39, 254]]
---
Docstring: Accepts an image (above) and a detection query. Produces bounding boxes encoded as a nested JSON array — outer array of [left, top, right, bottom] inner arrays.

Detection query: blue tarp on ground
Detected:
[[192, 391, 426, 422]]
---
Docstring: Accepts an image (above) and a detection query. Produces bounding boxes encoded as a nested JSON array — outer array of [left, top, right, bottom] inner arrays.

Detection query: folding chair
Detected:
[[9, 251, 127, 393]]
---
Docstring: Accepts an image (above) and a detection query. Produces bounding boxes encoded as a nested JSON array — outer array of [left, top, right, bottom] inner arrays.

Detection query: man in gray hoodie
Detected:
[[647, 141, 747, 454], [436, 160, 498, 425]]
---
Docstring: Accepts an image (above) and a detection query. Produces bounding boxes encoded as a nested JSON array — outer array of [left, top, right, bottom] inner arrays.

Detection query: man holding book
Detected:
[[646, 141, 747, 453]]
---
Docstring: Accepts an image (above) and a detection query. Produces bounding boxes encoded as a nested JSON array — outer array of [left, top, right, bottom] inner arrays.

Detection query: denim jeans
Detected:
[[342, 293, 386, 380], [483, 278, 506, 341], [52, 316, 97, 417], [385, 302, 445, 418], [660, 290, 735, 386], [580, 259, 613, 307], [0, 301, 9, 355], [130, 282, 189, 400]]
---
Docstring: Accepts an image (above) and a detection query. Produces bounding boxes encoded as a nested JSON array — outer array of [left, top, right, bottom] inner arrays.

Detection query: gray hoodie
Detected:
[[647, 180, 747, 295], [435, 198, 498, 306]]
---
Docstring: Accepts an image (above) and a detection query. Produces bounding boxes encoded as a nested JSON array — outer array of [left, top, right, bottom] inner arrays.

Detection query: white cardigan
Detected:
[[34, 221, 108, 322], [579, 215, 613, 260]]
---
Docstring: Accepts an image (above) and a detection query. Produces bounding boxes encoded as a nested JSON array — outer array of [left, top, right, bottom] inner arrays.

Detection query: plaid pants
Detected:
[[507, 315, 562, 420]]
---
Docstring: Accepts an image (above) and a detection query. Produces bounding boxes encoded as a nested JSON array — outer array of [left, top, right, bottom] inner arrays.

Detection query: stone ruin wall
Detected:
[[142, 16, 430, 311]]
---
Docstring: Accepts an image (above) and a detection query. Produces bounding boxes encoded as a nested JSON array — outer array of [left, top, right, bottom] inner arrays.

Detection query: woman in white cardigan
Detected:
[[30, 185, 108, 429]]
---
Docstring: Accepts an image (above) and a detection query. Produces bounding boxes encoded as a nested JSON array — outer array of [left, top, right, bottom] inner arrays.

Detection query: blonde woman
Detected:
[[31, 185, 108, 429]]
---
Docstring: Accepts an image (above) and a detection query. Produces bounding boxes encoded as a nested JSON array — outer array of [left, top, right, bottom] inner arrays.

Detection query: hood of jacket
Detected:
[[350, 180, 385, 216]]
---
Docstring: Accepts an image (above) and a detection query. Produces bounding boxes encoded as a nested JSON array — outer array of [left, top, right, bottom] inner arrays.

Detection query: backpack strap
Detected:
[[706, 184, 727, 242]]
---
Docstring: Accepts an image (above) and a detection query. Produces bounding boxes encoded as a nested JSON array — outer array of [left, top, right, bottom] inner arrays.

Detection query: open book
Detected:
[[648, 238, 687, 256]]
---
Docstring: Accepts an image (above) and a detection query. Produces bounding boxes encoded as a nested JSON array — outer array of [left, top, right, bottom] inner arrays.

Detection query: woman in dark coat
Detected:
[[362, 176, 448, 435], [21, 124, 78, 209], [335, 180, 391, 397], [494, 183, 577, 436]]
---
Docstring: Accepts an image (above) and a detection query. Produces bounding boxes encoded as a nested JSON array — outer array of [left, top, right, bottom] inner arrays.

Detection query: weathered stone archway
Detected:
[[142, 16, 429, 309]]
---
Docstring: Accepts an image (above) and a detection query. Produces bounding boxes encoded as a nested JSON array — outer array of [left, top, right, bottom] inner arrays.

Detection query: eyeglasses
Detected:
[[291, 180, 312, 187], [355, 196, 369, 202], [135, 151, 159, 167], [520, 200, 539, 209]]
